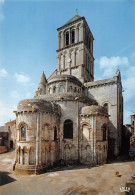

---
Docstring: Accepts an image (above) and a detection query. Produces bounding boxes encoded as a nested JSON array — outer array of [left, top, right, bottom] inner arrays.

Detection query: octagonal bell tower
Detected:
[[56, 13, 94, 83]]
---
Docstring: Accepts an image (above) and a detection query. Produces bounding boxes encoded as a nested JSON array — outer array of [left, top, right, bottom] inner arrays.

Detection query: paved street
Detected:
[[0, 150, 135, 195]]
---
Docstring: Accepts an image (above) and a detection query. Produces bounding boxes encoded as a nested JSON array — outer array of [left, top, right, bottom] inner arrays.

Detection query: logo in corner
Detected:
[[120, 187, 130, 192]]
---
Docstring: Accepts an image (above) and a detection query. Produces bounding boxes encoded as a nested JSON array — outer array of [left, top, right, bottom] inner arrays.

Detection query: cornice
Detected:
[[57, 17, 85, 31], [85, 81, 117, 89], [56, 41, 83, 52]]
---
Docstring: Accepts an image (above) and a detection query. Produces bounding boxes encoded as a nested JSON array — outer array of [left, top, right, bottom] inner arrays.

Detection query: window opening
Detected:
[[71, 29, 75, 44], [66, 32, 69, 46], [63, 120, 73, 139], [21, 126, 26, 141]]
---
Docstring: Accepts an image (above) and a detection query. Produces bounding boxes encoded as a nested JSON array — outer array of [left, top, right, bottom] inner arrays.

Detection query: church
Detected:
[[14, 13, 123, 174]]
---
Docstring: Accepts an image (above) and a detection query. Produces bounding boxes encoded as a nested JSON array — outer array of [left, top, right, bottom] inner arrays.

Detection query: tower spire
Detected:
[[35, 71, 47, 96], [76, 9, 78, 15]]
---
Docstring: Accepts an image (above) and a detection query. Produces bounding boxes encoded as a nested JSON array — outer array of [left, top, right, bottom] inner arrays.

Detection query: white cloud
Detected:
[[0, 101, 16, 126], [15, 73, 30, 83], [10, 90, 20, 99], [95, 56, 129, 77], [0, 68, 8, 77], [95, 52, 135, 124], [99, 56, 128, 69]]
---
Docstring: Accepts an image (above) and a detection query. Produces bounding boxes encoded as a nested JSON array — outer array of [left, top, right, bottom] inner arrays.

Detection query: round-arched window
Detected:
[[21, 126, 26, 141], [71, 29, 75, 44], [66, 31, 69, 46], [63, 119, 73, 139]]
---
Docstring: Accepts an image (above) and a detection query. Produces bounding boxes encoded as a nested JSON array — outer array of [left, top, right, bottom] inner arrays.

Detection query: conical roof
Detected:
[[65, 14, 82, 26], [39, 71, 47, 85]]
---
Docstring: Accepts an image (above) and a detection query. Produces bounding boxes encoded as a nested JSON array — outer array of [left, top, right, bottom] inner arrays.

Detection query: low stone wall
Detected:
[[0, 146, 7, 154]]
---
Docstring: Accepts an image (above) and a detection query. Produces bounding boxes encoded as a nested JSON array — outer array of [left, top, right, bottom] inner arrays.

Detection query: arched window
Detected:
[[103, 103, 108, 113], [21, 126, 26, 141], [102, 124, 107, 141], [53, 86, 56, 93], [74, 87, 77, 92], [82, 124, 90, 141], [54, 126, 57, 140], [66, 32, 69, 46], [71, 29, 75, 44], [63, 119, 73, 139], [69, 86, 72, 92], [59, 85, 64, 93]]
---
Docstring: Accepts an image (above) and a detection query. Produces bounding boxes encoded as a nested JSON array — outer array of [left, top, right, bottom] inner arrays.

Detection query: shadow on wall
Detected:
[[0, 171, 16, 186], [121, 125, 132, 155], [107, 119, 119, 160], [108, 120, 132, 160]]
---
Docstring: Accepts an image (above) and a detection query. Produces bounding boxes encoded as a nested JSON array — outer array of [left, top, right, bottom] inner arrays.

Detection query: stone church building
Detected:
[[14, 14, 123, 174]]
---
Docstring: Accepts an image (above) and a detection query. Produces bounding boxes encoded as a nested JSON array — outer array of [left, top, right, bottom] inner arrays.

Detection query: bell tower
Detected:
[[56, 13, 94, 83]]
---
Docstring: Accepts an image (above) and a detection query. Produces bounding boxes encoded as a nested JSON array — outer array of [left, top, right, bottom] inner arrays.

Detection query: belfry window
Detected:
[[21, 126, 26, 141], [71, 29, 75, 44], [63, 119, 73, 139], [66, 32, 69, 46]]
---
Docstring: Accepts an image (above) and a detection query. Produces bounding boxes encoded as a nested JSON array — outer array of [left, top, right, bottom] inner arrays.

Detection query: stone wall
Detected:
[[86, 75, 123, 158]]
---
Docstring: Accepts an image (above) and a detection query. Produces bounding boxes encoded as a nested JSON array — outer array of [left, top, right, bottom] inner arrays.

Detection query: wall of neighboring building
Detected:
[[5, 120, 16, 149], [0, 130, 8, 153], [128, 115, 135, 160], [122, 125, 132, 155], [131, 115, 135, 135]]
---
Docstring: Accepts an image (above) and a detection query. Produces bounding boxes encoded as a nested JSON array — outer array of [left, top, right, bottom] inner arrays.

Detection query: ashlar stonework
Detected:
[[14, 14, 123, 174]]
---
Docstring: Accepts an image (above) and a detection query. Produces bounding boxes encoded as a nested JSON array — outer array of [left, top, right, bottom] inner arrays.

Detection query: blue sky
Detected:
[[0, 0, 135, 125]]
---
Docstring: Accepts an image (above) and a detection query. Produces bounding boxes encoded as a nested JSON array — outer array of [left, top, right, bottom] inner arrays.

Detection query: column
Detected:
[[51, 145, 53, 166], [69, 29, 71, 45], [27, 148, 30, 165], [69, 53, 71, 75], [75, 27, 78, 43], [80, 24, 84, 42], [36, 112, 39, 165], [58, 34, 60, 50], [74, 51, 76, 67], [21, 149, 23, 165], [39, 112, 42, 164], [18, 148, 20, 164], [62, 31, 64, 48], [63, 54, 65, 69], [57, 56, 60, 71], [93, 116, 96, 163]]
